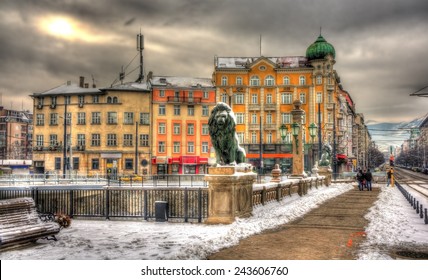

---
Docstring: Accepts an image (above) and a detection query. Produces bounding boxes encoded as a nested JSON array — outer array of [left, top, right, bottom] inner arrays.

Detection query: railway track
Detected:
[[394, 167, 428, 199]]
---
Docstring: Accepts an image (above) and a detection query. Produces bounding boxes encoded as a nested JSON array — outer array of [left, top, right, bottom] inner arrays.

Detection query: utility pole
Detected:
[[135, 122, 138, 174], [318, 102, 322, 160], [136, 32, 144, 83], [332, 103, 337, 181], [63, 103, 67, 179], [259, 115, 263, 175]]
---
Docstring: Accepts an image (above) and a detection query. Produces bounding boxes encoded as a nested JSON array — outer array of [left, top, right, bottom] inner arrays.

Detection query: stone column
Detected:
[[290, 100, 306, 178], [205, 166, 256, 224], [318, 166, 332, 186]]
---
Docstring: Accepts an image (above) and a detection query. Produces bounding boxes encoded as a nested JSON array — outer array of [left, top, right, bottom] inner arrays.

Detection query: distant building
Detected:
[[0, 107, 33, 174]]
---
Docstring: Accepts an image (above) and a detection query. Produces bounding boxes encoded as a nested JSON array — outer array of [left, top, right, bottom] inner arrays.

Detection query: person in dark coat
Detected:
[[356, 169, 364, 191], [364, 168, 373, 191]]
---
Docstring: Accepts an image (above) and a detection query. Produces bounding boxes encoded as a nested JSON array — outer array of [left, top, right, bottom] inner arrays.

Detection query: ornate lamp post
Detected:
[[279, 124, 288, 143], [308, 123, 318, 171], [291, 122, 300, 154]]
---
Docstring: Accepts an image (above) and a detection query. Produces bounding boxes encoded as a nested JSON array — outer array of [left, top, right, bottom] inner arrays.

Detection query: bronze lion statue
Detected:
[[208, 102, 246, 166]]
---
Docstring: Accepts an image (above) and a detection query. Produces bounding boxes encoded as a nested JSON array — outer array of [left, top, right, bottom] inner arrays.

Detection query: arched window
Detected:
[[107, 96, 112, 103], [283, 76, 290, 85], [267, 132, 272, 144], [221, 93, 228, 103], [316, 75, 322, 85], [299, 76, 306, 85], [221, 76, 228, 86], [264, 75, 275, 86], [250, 75, 260, 86], [113, 97, 118, 103], [236, 76, 242, 85]]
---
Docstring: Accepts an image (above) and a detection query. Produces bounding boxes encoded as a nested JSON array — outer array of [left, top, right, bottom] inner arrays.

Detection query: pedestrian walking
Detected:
[[356, 169, 365, 191], [386, 168, 392, 186], [364, 168, 373, 191]]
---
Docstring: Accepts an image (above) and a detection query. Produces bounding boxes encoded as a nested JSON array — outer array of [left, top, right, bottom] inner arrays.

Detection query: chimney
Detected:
[[79, 76, 85, 88]]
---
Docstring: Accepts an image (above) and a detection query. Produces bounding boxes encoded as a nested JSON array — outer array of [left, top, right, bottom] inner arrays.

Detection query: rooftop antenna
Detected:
[[259, 34, 262, 57], [119, 66, 125, 84], [136, 30, 144, 83]]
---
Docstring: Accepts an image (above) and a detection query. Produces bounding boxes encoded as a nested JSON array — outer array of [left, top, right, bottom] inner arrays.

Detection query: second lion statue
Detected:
[[208, 102, 246, 166]]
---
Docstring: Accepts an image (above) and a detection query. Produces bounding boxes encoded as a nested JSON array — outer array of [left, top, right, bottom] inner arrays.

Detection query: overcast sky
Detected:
[[1, 0, 427, 123]]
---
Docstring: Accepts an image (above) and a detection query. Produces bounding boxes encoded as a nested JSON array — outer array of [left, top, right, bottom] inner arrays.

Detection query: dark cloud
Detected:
[[0, 0, 427, 122]]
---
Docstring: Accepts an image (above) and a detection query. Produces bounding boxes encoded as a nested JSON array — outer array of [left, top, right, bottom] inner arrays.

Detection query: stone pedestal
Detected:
[[205, 166, 256, 224], [318, 166, 332, 186]]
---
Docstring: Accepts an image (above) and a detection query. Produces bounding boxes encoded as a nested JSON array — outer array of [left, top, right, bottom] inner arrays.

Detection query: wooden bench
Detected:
[[0, 197, 60, 249]]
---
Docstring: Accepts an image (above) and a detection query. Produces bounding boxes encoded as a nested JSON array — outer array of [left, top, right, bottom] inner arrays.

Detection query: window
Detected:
[[235, 93, 244, 104], [187, 142, 194, 153], [251, 113, 257, 124], [159, 105, 166, 115], [283, 76, 290, 85], [107, 96, 112, 103], [91, 134, 100, 146], [251, 132, 257, 144], [77, 112, 85, 125], [264, 75, 275, 86], [250, 75, 260, 86], [302, 114, 306, 124], [236, 113, 244, 124], [203, 91, 209, 99], [36, 135, 44, 146], [202, 142, 209, 153], [123, 112, 134, 124], [158, 141, 165, 153], [266, 93, 272, 104], [78, 95, 85, 104], [236, 76, 242, 85], [328, 92, 333, 103], [140, 113, 149, 125], [91, 112, 101, 124], [38, 97, 44, 106], [92, 95, 99, 103], [72, 157, 79, 170], [174, 105, 181, 116], [77, 134, 85, 146], [64, 96, 70, 105], [125, 159, 133, 170], [55, 157, 61, 170], [299, 76, 306, 85], [49, 134, 58, 146], [282, 113, 291, 124], [187, 105, 194, 116], [202, 124, 209, 135], [159, 90, 165, 97], [173, 142, 180, 153], [107, 134, 117, 146], [140, 134, 149, 146], [187, 123, 194, 135], [300, 93, 306, 104], [202, 105, 209, 116], [237, 132, 244, 144], [316, 75, 322, 85], [267, 132, 272, 144], [123, 134, 133, 146], [36, 114, 44, 126], [107, 112, 117, 124], [221, 76, 228, 86], [188, 91, 193, 102], [158, 123, 166, 134], [252, 94, 258, 104], [173, 123, 180, 135], [281, 93, 292, 104], [91, 158, 99, 170], [113, 97, 118, 103], [316, 92, 323, 103], [51, 96, 57, 106], [328, 112, 332, 123], [266, 113, 272, 124], [50, 113, 58, 125], [66, 112, 71, 125], [221, 93, 228, 103]]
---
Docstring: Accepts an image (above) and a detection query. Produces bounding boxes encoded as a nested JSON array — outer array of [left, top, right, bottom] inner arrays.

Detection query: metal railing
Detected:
[[396, 181, 428, 224]]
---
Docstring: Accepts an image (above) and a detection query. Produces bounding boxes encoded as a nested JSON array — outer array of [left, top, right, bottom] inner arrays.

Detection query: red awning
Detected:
[[198, 157, 208, 164], [336, 154, 347, 160]]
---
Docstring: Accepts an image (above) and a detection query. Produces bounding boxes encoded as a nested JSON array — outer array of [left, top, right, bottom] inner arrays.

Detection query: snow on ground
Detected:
[[1, 182, 427, 260]]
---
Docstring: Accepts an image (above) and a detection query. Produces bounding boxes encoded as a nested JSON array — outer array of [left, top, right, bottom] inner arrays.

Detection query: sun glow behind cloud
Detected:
[[38, 16, 121, 44]]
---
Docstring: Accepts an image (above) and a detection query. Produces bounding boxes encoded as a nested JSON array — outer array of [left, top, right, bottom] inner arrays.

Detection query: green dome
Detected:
[[306, 35, 336, 60]]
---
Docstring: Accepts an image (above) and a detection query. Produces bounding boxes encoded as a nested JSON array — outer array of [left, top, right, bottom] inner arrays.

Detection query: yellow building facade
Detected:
[[31, 79, 151, 177]]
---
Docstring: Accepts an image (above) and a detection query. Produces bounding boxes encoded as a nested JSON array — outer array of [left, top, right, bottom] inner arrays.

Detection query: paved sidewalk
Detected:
[[208, 186, 380, 260]]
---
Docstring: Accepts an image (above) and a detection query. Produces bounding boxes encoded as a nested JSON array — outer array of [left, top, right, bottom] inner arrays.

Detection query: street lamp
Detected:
[[291, 122, 300, 154], [279, 124, 288, 143], [308, 123, 318, 170]]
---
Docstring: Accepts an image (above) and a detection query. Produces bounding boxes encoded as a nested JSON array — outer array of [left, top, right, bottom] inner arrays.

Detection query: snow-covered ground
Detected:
[[1, 182, 427, 261]]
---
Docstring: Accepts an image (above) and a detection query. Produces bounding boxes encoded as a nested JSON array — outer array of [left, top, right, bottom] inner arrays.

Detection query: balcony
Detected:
[[166, 96, 202, 104], [264, 123, 277, 130], [327, 84, 335, 91], [264, 103, 277, 111], [249, 124, 260, 130], [248, 104, 261, 111]]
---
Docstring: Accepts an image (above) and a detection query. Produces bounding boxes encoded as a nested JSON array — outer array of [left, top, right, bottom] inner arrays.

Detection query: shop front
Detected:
[[152, 156, 208, 175]]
